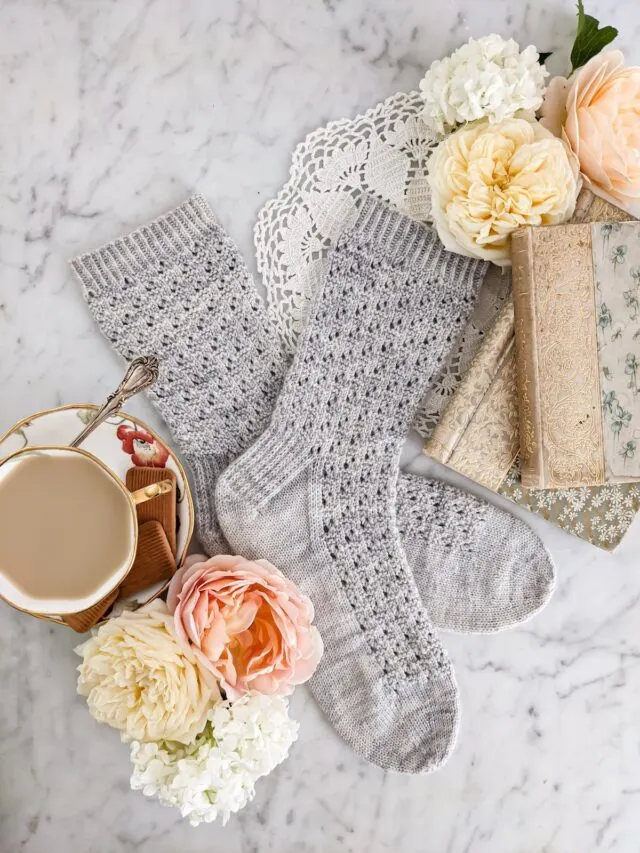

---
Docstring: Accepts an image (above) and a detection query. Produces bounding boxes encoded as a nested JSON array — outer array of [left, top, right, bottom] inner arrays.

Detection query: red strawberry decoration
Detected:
[[117, 424, 169, 468]]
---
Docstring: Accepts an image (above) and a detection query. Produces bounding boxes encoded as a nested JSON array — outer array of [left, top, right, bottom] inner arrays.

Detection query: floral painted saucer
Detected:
[[0, 404, 194, 624]]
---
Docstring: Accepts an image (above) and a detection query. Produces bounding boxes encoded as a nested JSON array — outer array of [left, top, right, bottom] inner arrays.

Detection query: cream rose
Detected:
[[76, 600, 216, 744], [540, 51, 640, 214], [427, 117, 579, 266]]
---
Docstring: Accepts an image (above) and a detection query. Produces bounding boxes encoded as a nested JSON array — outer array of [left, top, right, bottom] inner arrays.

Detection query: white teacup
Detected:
[[0, 446, 172, 615]]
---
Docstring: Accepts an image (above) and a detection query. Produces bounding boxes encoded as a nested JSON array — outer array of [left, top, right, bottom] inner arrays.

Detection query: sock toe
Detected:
[[397, 474, 556, 634], [458, 504, 556, 632], [500, 510, 556, 625]]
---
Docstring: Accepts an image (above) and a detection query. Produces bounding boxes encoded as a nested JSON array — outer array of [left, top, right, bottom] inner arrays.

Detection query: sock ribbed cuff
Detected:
[[218, 429, 313, 508], [71, 194, 217, 296], [346, 195, 489, 292]]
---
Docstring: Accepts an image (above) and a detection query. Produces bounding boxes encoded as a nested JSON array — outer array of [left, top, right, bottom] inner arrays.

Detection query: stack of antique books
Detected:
[[424, 190, 640, 551]]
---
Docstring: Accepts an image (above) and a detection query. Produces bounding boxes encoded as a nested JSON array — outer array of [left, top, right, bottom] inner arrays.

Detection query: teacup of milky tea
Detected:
[[0, 446, 171, 615]]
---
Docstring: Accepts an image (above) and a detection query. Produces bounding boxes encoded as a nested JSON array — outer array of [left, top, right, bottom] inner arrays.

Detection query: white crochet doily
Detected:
[[255, 90, 509, 439]]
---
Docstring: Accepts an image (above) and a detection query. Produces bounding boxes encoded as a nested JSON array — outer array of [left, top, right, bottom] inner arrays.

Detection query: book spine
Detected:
[[424, 299, 518, 489], [572, 186, 632, 224], [511, 229, 545, 488]]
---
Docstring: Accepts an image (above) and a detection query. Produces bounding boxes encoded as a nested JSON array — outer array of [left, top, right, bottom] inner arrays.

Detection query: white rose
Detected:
[[427, 117, 579, 266], [76, 600, 217, 744]]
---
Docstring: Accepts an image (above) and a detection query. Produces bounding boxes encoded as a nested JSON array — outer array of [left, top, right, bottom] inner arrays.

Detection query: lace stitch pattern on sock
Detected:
[[73, 196, 288, 551], [79, 223, 283, 456], [260, 212, 486, 687]]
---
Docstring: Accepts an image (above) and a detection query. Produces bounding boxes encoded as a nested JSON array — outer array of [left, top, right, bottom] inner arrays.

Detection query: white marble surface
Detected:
[[1, 1, 640, 850]]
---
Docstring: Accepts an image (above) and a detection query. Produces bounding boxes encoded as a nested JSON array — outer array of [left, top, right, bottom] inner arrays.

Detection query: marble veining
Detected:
[[1, 1, 640, 851]]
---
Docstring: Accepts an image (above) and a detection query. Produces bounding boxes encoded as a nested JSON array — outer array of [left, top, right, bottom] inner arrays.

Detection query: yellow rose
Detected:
[[540, 51, 640, 215], [427, 117, 579, 266], [76, 600, 217, 744]]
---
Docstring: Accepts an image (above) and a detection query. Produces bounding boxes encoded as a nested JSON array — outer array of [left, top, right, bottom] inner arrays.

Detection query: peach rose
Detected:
[[167, 554, 323, 699], [540, 51, 640, 214]]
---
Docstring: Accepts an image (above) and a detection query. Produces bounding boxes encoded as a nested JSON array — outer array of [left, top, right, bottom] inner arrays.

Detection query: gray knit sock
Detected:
[[398, 474, 554, 633], [72, 194, 555, 635], [216, 198, 492, 771], [72, 195, 285, 556]]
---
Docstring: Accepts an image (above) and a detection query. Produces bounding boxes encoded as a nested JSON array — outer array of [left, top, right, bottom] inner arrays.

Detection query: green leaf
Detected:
[[538, 51, 552, 64], [570, 0, 618, 72]]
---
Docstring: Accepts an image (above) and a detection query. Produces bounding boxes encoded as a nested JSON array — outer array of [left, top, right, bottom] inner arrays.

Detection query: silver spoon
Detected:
[[69, 356, 160, 448]]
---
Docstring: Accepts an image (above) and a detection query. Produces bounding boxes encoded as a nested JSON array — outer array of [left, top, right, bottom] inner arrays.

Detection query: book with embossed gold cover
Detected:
[[512, 220, 640, 489], [424, 191, 640, 550]]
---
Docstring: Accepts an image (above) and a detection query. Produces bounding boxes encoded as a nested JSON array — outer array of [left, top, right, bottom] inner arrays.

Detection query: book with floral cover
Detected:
[[498, 463, 640, 550], [425, 190, 640, 550]]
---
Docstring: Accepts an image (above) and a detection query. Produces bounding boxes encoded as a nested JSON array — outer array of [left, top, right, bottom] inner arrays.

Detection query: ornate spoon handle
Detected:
[[69, 356, 160, 448]]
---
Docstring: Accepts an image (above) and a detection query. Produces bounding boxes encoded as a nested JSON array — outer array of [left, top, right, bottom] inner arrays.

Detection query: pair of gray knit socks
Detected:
[[73, 194, 555, 774]]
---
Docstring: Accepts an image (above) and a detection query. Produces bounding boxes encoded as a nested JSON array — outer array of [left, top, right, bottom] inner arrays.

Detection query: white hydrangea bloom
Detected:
[[419, 34, 549, 134], [129, 693, 299, 826]]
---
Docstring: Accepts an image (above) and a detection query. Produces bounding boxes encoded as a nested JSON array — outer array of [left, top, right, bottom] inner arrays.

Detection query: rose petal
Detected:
[[170, 553, 322, 697]]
